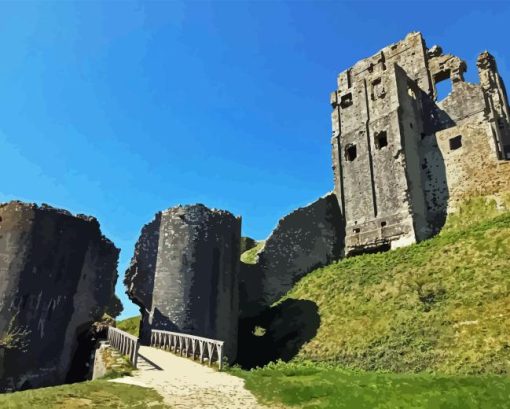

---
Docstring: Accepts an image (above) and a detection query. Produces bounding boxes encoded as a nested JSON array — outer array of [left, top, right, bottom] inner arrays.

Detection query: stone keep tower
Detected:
[[330, 32, 510, 255]]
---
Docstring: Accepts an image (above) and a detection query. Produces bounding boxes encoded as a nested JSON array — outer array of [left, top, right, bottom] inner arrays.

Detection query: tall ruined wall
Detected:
[[239, 193, 343, 318], [0, 201, 119, 392], [125, 204, 241, 362], [331, 32, 510, 255], [331, 33, 432, 254], [430, 52, 510, 208], [124, 214, 161, 325]]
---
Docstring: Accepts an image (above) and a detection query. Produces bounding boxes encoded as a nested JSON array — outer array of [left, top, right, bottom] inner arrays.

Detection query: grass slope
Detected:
[[241, 241, 265, 264], [233, 361, 510, 409], [0, 380, 167, 409], [116, 316, 141, 337], [281, 197, 510, 374], [232, 197, 510, 408]]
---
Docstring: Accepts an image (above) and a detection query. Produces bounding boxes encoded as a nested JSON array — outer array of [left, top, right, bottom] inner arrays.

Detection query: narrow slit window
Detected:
[[375, 131, 388, 149], [353, 228, 361, 234], [345, 144, 357, 161], [449, 135, 462, 151]]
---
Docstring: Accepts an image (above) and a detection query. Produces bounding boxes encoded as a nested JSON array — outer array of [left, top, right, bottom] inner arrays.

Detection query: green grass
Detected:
[[231, 197, 510, 408], [232, 361, 510, 409], [274, 198, 510, 375], [275, 197, 510, 375], [116, 316, 141, 337], [98, 346, 134, 379], [241, 241, 265, 264], [0, 380, 167, 409]]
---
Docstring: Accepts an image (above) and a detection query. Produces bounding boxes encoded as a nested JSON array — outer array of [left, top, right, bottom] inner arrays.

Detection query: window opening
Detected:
[[345, 144, 357, 161], [375, 131, 388, 149], [449, 135, 462, 150], [371, 78, 385, 100], [435, 74, 452, 101], [340, 93, 353, 108]]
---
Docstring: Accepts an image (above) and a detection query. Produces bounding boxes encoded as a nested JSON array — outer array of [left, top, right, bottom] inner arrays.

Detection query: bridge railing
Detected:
[[107, 326, 140, 368], [150, 329, 224, 370]]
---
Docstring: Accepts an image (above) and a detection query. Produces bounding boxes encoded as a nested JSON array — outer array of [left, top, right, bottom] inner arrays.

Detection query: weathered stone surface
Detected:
[[0, 201, 119, 392], [125, 204, 241, 362], [239, 193, 343, 318], [240, 237, 257, 254], [331, 32, 510, 255]]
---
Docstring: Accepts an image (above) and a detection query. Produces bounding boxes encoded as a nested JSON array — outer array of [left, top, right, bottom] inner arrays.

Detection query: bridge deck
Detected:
[[110, 346, 272, 409]]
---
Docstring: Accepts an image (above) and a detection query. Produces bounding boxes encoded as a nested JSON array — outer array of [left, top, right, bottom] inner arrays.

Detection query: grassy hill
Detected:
[[232, 196, 510, 408], [271, 196, 510, 375], [240, 241, 265, 264], [116, 315, 141, 337]]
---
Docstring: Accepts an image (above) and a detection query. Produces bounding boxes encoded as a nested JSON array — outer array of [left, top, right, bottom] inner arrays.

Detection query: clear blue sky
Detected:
[[0, 1, 508, 319]]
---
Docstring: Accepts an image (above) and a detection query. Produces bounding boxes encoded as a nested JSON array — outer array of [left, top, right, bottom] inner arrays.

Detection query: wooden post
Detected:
[[133, 340, 139, 368], [207, 342, 212, 366], [218, 344, 223, 370]]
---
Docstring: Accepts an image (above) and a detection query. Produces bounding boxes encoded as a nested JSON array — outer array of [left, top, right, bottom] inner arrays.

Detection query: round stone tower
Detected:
[[125, 204, 241, 363]]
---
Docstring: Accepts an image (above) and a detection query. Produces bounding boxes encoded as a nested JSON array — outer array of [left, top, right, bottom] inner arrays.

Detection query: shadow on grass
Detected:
[[236, 298, 320, 369]]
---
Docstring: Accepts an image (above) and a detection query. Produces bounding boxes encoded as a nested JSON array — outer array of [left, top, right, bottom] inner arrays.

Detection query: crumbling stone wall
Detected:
[[125, 204, 241, 362], [331, 32, 510, 255], [433, 52, 510, 208], [436, 121, 510, 207], [239, 193, 343, 318], [0, 201, 119, 392], [240, 237, 257, 254]]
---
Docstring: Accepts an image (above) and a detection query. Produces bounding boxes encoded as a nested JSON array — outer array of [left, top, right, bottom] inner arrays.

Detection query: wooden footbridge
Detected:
[[105, 326, 270, 408], [106, 326, 225, 370]]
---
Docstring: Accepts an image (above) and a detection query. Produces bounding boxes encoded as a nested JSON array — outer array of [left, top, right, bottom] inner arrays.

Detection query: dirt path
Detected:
[[110, 346, 271, 409]]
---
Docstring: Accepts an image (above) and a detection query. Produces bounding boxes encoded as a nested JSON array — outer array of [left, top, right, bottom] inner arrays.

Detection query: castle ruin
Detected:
[[331, 32, 510, 255], [125, 204, 241, 362], [0, 202, 119, 392]]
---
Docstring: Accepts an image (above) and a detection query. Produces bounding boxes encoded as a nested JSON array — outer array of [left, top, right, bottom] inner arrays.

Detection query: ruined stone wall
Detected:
[[240, 237, 257, 254], [436, 119, 510, 207], [428, 50, 510, 209], [0, 202, 119, 392], [124, 214, 161, 339], [331, 32, 510, 254], [125, 204, 241, 362], [239, 193, 343, 318]]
